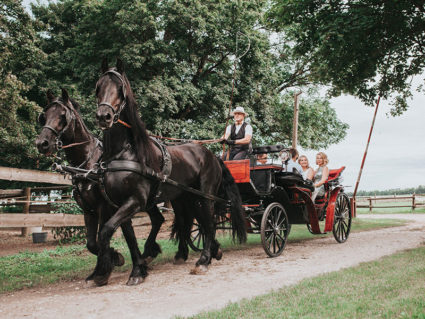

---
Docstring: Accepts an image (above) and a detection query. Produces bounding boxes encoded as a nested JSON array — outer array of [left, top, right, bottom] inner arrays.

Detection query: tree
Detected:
[[0, 0, 44, 168], [268, 0, 425, 115], [30, 0, 348, 151]]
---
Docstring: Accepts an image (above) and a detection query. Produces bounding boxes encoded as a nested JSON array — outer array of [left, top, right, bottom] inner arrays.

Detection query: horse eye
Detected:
[[38, 113, 46, 126]]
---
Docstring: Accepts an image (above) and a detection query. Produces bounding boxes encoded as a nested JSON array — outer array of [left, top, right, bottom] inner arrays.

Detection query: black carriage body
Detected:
[[225, 158, 311, 227], [191, 145, 352, 256]]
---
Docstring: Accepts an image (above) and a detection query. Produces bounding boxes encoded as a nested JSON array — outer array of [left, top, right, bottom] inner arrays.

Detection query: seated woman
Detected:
[[298, 155, 314, 180], [312, 152, 329, 202]]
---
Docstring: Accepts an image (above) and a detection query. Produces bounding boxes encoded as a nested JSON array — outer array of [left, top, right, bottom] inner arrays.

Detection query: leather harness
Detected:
[[59, 69, 229, 210]]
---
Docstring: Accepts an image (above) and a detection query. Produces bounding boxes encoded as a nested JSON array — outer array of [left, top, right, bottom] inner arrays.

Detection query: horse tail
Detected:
[[217, 158, 247, 244]]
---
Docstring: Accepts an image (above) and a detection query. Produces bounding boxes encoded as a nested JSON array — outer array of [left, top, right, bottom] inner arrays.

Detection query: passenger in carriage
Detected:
[[312, 152, 330, 201], [257, 153, 268, 165], [298, 155, 314, 180], [221, 106, 253, 160], [284, 148, 303, 176]]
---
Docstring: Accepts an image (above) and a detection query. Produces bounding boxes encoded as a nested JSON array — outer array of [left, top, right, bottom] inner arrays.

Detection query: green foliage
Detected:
[[30, 0, 347, 148], [268, 0, 425, 115], [1, 0, 350, 169], [51, 202, 86, 243], [0, 0, 45, 169]]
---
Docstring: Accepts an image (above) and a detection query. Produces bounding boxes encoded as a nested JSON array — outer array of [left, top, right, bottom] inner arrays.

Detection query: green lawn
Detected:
[[186, 245, 425, 319], [0, 218, 407, 294]]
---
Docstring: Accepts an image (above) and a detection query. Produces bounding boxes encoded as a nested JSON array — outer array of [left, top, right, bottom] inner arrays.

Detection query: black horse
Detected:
[[92, 59, 246, 286], [35, 89, 156, 285]]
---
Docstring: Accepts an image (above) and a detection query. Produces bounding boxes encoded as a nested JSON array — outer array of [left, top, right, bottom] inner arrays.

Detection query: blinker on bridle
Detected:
[[96, 69, 130, 127], [38, 99, 87, 150]]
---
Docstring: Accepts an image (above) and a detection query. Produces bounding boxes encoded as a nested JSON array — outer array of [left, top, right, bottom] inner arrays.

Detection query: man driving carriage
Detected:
[[221, 106, 253, 160]]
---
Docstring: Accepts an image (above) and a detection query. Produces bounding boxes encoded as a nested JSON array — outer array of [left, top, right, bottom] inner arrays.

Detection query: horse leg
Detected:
[[190, 198, 215, 274], [92, 198, 145, 286], [171, 197, 193, 264], [85, 205, 125, 282], [140, 205, 164, 264], [120, 220, 148, 286], [84, 210, 99, 256]]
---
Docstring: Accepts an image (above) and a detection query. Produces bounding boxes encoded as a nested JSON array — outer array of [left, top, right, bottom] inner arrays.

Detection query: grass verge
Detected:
[[186, 245, 425, 319], [0, 218, 407, 294]]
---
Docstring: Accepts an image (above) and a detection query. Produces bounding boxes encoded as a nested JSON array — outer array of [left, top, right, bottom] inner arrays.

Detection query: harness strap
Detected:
[[104, 160, 228, 204]]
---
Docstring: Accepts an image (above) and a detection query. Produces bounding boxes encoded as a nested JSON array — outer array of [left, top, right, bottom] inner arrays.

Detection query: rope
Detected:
[[148, 134, 222, 145]]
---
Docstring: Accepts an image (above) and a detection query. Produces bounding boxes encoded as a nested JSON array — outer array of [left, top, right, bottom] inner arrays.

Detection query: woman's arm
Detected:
[[306, 168, 314, 180], [314, 166, 329, 187]]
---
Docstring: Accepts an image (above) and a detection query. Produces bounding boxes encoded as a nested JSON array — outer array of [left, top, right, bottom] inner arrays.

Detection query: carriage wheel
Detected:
[[260, 202, 290, 257], [306, 223, 314, 234], [332, 193, 352, 243], [188, 220, 205, 252]]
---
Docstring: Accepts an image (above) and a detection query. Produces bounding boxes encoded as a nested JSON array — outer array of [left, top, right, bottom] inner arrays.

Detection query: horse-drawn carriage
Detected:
[[190, 145, 352, 257], [37, 62, 351, 286]]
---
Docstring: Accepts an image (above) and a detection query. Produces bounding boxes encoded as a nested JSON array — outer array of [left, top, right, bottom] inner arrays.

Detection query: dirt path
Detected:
[[1, 214, 425, 319]]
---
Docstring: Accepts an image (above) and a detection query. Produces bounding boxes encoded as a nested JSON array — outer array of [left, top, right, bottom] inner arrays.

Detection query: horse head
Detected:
[[35, 88, 77, 155], [95, 58, 128, 130]]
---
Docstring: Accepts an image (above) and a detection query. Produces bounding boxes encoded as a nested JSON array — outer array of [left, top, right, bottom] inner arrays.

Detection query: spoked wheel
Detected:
[[332, 193, 352, 243], [261, 202, 290, 257], [188, 220, 205, 252]]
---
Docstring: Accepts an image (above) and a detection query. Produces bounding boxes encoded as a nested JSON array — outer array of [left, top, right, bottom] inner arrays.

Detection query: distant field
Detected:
[[357, 196, 425, 214]]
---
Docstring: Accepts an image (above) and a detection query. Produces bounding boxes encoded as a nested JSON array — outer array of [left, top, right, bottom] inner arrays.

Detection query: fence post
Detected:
[[412, 193, 416, 211], [21, 187, 31, 236], [369, 197, 372, 213]]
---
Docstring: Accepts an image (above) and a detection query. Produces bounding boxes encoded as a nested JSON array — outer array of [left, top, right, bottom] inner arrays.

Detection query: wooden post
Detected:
[[350, 197, 356, 217], [292, 91, 302, 148], [369, 197, 372, 213], [21, 187, 31, 236], [412, 193, 416, 211]]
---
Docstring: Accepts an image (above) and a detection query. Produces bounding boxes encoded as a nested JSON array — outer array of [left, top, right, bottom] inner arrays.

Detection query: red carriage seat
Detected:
[[327, 166, 345, 183], [313, 166, 345, 204]]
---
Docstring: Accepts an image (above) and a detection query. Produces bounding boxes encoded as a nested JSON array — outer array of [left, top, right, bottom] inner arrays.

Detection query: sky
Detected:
[[299, 81, 425, 192]]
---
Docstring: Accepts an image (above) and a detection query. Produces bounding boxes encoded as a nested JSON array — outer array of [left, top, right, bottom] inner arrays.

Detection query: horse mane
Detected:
[[121, 73, 159, 171]]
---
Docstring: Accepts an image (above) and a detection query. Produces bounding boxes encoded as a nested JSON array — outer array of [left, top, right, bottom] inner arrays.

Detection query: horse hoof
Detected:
[[93, 275, 110, 287], [85, 272, 95, 282], [113, 252, 125, 267], [173, 258, 186, 265], [215, 248, 223, 261], [144, 256, 153, 265], [190, 264, 208, 275], [126, 276, 144, 286]]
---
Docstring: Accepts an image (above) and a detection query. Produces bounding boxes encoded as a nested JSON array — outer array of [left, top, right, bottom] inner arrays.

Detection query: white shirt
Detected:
[[225, 123, 253, 137], [285, 159, 303, 176]]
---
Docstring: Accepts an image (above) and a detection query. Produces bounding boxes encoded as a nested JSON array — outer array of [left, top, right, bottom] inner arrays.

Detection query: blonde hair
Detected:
[[316, 152, 329, 166], [298, 155, 310, 168]]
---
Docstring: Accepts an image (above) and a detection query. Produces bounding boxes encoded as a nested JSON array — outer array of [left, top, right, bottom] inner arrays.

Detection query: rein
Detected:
[[115, 120, 222, 145], [97, 70, 222, 146]]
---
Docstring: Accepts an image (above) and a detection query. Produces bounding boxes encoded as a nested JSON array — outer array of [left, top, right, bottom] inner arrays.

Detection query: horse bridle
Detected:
[[38, 99, 76, 150], [96, 69, 127, 124]]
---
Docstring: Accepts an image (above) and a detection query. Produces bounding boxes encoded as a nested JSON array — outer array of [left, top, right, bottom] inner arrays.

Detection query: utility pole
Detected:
[[292, 91, 302, 148]]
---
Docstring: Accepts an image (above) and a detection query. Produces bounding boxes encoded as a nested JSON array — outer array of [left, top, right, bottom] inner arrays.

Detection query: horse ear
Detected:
[[116, 58, 124, 74], [101, 58, 109, 73], [46, 89, 55, 104], [61, 88, 70, 103]]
